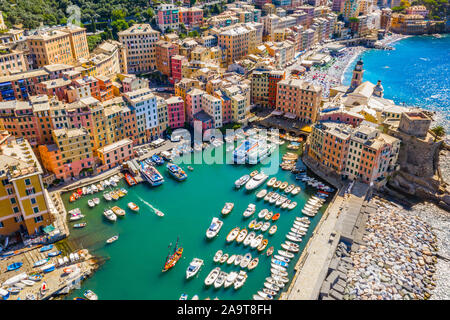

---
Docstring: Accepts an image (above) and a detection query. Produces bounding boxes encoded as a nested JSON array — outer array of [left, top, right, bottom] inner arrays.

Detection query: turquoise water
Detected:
[[63, 144, 331, 300], [344, 35, 450, 131]]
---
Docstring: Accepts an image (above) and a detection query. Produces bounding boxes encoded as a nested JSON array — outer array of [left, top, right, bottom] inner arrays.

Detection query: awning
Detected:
[[271, 110, 284, 116], [43, 225, 56, 234], [150, 138, 165, 146], [248, 116, 259, 122], [284, 112, 297, 119]]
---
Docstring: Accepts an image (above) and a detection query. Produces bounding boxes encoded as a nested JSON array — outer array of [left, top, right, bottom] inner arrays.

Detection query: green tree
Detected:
[[430, 126, 446, 141], [111, 19, 129, 37]]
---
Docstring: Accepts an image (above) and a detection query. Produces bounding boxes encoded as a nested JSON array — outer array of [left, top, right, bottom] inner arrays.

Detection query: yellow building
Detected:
[[0, 134, 52, 236]]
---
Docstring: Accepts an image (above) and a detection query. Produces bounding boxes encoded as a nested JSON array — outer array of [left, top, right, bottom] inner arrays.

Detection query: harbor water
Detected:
[[344, 34, 450, 132], [63, 144, 331, 300]]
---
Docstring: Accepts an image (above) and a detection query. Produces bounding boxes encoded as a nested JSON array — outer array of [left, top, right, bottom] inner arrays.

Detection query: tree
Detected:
[[190, 0, 197, 6], [111, 19, 129, 37], [112, 9, 127, 21], [430, 126, 446, 141]]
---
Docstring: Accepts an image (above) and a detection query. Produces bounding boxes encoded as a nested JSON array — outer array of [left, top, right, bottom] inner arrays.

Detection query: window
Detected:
[[34, 215, 43, 223], [25, 178, 31, 185]]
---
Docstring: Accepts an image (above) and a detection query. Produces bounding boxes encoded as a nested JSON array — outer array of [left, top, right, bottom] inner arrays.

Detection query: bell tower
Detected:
[[351, 59, 364, 89]]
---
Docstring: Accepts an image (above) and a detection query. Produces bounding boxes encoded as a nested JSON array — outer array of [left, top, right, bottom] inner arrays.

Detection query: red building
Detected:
[[166, 96, 185, 129], [170, 55, 188, 84], [268, 71, 284, 108]]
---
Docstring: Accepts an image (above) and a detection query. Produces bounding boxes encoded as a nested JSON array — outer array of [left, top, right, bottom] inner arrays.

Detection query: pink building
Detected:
[[179, 7, 203, 27], [97, 138, 134, 171], [319, 109, 364, 127], [157, 4, 179, 32], [406, 6, 428, 18], [214, 90, 232, 125], [166, 96, 185, 129], [170, 55, 188, 84], [185, 88, 204, 124]]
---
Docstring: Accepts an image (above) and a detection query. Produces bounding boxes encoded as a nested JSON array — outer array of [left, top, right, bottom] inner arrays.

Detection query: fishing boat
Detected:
[[234, 174, 250, 189], [256, 189, 268, 199], [266, 246, 274, 256], [151, 154, 164, 166], [166, 163, 187, 181], [127, 202, 139, 212], [103, 209, 117, 222], [226, 227, 240, 242], [273, 180, 282, 189], [40, 245, 53, 253], [28, 274, 42, 281], [162, 237, 183, 272], [248, 257, 259, 270], [245, 172, 269, 191], [213, 250, 223, 263], [219, 253, 229, 264], [235, 229, 248, 243], [257, 239, 269, 252], [272, 213, 280, 221], [268, 225, 278, 235], [40, 264, 55, 273], [227, 272, 242, 290], [261, 222, 271, 232], [140, 164, 165, 187], [124, 173, 137, 186], [84, 290, 98, 300], [221, 202, 234, 215], [267, 177, 277, 187], [7, 262, 23, 271], [106, 235, 119, 244], [204, 267, 221, 286], [242, 203, 256, 218], [186, 258, 204, 279], [214, 271, 227, 289], [111, 206, 126, 217], [264, 211, 274, 220], [234, 271, 247, 290], [240, 253, 252, 268], [206, 217, 223, 239]]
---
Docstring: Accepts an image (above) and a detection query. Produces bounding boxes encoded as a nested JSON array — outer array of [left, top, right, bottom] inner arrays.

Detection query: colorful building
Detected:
[[96, 138, 133, 171], [157, 4, 180, 32], [166, 96, 185, 129]]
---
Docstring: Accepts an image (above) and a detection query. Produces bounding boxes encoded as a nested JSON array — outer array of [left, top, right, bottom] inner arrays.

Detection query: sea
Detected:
[[343, 34, 450, 132], [63, 143, 331, 300]]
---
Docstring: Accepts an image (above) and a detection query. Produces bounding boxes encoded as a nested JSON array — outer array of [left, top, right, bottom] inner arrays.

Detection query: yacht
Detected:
[[186, 258, 204, 280], [234, 174, 250, 189], [245, 172, 269, 191], [206, 217, 223, 239]]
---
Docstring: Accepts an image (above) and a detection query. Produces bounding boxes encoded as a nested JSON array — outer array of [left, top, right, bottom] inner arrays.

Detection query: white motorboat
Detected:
[[226, 227, 240, 242], [290, 227, 306, 235], [103, 209, 117, 222], [242, 204, 256, 218], [226, 254, 236, 265], [91, 185, 98, 193], [258, 209, 269, 219], [261, 222, 271, 232], [271, 275, 289, 284], [269, 193, 280, 204], [286, 234, 303, 242], [256, 189, 268, 199], [268, 225, 278, 236], [234, 255, 243, 266], [245, 172, 269, 191], [214, 271, 227, 289], [264, 191, 273, 201], [271, 264, 287, 272], [281, 199, 291, 209], [82, 187, 87, 195], [224, 271, 239, 288], [235, 229, 248, 243], [247, 257, 259, 270], [243, 232, 256, 246], [69, 214, 84, 221], [103, 192, 112, 201], [250, 234, 264, 249], [288, 201, 297, 210], [271, 268, 288, 277], [253, 221, 263, 231], [267, 177, 277, 187], [234, 271, 247, 290], [278, 250, 294, 259], [275, 195, 287, 206], [239, 253, 252, 268], [281, 243, 299, 253], [87, 199, 95, 207], [274, 255, 290, 263], [257, 291, 273, 300], [206, 217, 223, 239], [186, 258, 204, 279], [253, 294, 265, 300], [221, 202, 234, 215], [291, 186, 301, 195], [93, 198, 100, 205], [219, 253, 229, 264], [205, 267, 220, 286], [235, 175, 250, 188], [213, 250, 223, 263], [284, 184, 295, 194]]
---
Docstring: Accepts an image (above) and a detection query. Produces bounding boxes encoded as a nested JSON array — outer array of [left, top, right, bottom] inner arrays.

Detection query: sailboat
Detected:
[[162, 237, 183, 272]]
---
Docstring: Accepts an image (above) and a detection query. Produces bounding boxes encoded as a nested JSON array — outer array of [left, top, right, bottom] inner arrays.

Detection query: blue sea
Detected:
[[344, 34, 450, 132]]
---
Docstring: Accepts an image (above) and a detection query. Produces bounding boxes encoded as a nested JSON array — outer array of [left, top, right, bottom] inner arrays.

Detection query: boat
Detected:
[[235, 228, 248, 243], [245, 172, 269, 191], [124, 173, 137, 186], [261, 222, 271, 232], [250, 234, 264, 248], [140, 163, 164, 187], [263, 288, 278, 296], [7, 262, 23, 271], [224, 271, 239, 288], [273, 180, 281, 189], [40, 264, 55, 273], [253, 294, 265, 300], [243, 232, 256, 247], [256, 189, 268, 199], [253, 221, 263, 231], [258, 209, 269, 219], [279, 182, 288, 190], [257, 239, 268, 251], [288, 202, 297, 210], [103, 209, 117, 222], [84, 290, 98, 300], [285, 184, 295, 193], [48, 251, 61, 258], [33, 259, 48, 267], [226, 254, 236, 265], [291, 186, 301, 195], [214, 271, 227, 289], [250, 170, 258, 177], [73, 223, 87, 229], [267, 177, 277, 187], [234, 271, 247, 290], [40, 282, 48, 295], [69, 214, 84, 221], [179, 293, 188, 300], [109, 190, 119, 200], [269, 193, 279, 204], [235, 175, 250, 189], [111, 206, 126, 217], [127, 202, 139, 212], [242, 203, 256, 218], [103, 192, 112, 201], [7, 287, 21, 294], [106, 235, 119, 244], [40, 245, 53, 252], [166, 163, 187, 181], [162, 237, 183, 272], [247, 257, 259, 270], [286, 234, 303, 242], [206, 217, 223, 239], [87, 199, 95, 207], [264, 191, 273, 201], [221, 202, 234, 215], [274, 255, 290, 263], [28, 274, 42, 281], [151, 154, 164, 166], [257, 291, 273, 300], [264, 211, 274, 220], [271, 268, 288, 277], [91, 185, 98, 193], [204, 267, 221, 286], [73, 297, 87, 301], [226, 227, 240, 242], [213, 250, 223, 263], [266, 246, 274, 256], [268, 225, 278, 235], [278, 250, 294, 259], [276, 195, 287, 206], [264, 282, 280, 292], [272, 213, 280, 221], [240, 253, 252, 268], [191, 295, 199, 300], [281, 199, 291, 209], [186, 258, 204, 279]]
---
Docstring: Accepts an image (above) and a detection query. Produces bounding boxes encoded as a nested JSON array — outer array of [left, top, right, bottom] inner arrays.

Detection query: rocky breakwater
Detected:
[[344, 199, 439, 300]]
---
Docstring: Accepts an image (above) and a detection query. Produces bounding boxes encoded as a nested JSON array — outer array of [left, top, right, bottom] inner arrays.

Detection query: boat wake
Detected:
[[137, 197, 164, 216]]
